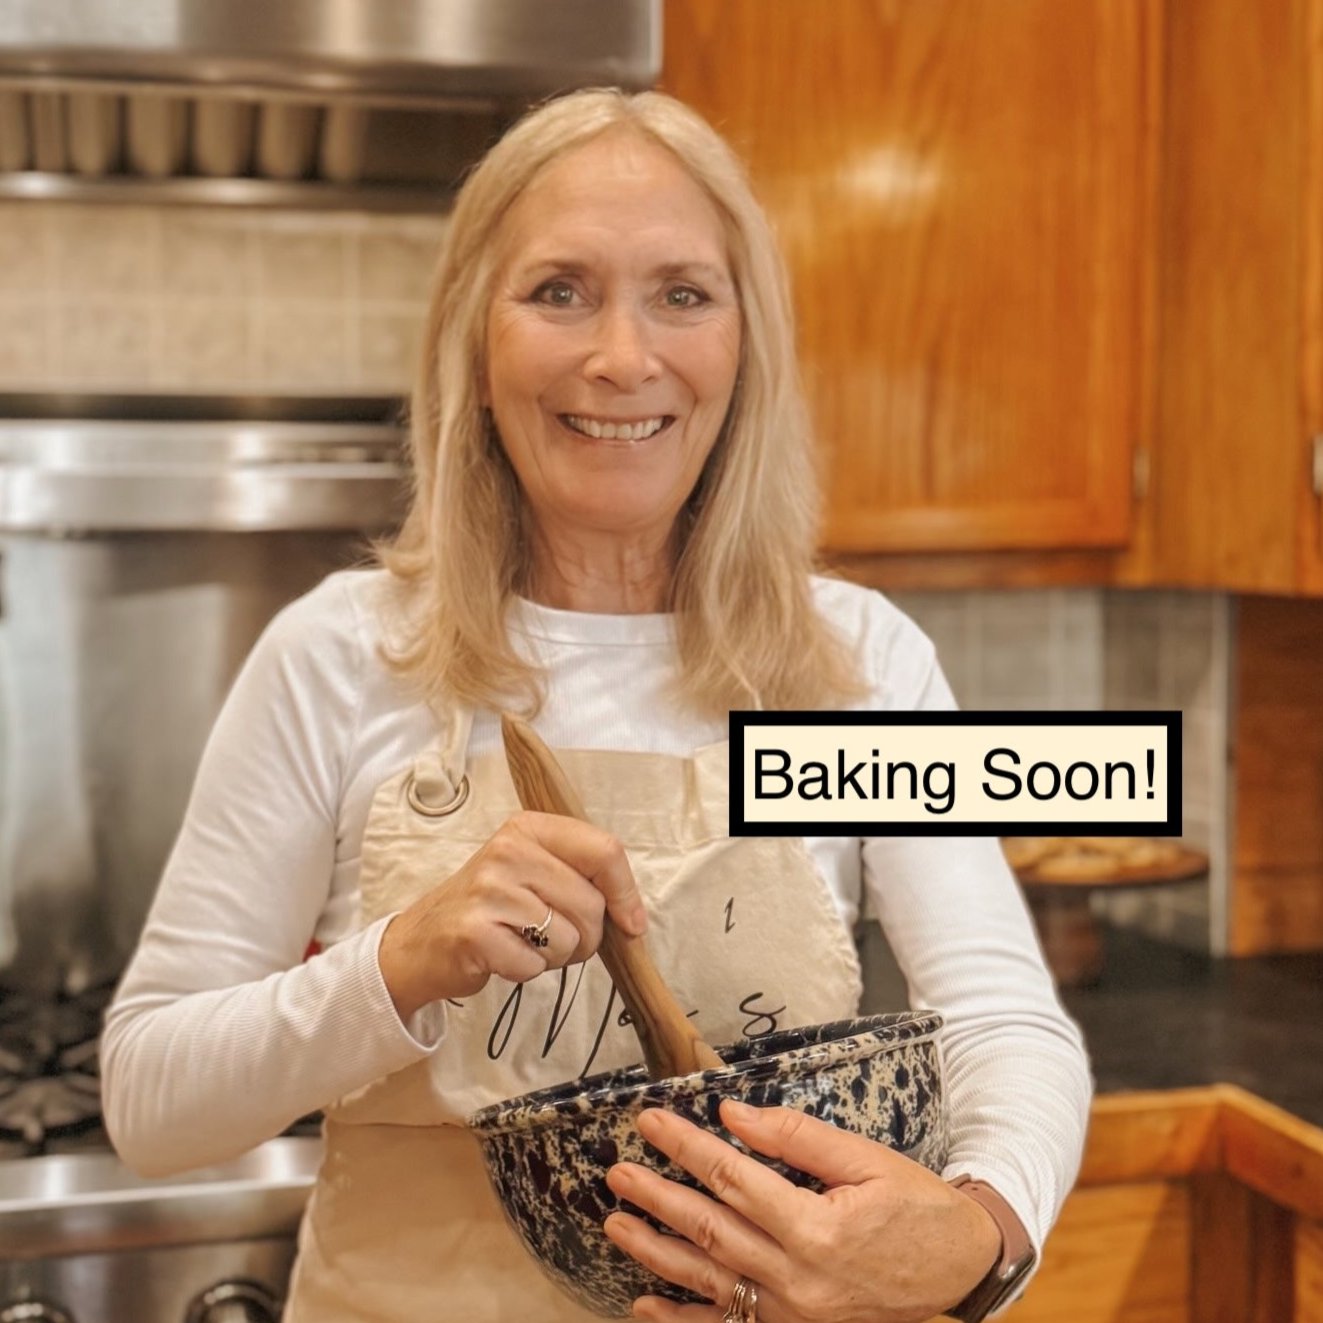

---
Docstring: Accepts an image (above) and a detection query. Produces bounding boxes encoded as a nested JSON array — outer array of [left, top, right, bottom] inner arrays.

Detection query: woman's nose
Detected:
[[584, 304, 662, 391]]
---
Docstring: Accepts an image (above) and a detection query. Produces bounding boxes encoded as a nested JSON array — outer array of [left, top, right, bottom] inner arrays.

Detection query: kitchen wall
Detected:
[[0, 198, 1233, 956], [890, 587, 1232, 955], [0, 201, 445, 393]]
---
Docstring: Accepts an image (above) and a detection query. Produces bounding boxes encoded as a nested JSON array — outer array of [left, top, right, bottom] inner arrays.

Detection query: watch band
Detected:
[[946, 1176, 1038, 1322]]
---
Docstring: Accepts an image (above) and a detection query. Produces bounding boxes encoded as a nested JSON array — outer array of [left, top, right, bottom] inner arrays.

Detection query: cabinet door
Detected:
[[1126, 0, 1310, 594], [662, 0, 1157, 554], [1005, 1182, 1191, 1322], [1300, 1218, 1323, 1321], [1301, 0, 1323, 594]]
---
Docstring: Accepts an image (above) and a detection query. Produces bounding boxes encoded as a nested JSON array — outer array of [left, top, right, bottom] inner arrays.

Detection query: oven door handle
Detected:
[[0, 461, 408, 532]]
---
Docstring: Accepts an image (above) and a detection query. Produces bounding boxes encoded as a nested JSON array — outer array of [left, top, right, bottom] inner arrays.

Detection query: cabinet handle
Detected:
[[1314, 436, 1323, 497]]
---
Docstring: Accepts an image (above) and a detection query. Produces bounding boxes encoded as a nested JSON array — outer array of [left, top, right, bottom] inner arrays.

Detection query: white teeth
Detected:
[[564, 415, 665, 441]]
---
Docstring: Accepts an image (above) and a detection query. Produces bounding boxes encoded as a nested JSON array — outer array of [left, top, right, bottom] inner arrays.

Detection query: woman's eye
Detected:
[[533, 280, 577, 307], [665, 286, 706, 309]]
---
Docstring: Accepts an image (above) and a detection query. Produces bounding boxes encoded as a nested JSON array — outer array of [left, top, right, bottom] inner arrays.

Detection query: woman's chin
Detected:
[[536, 493, 686, 544]]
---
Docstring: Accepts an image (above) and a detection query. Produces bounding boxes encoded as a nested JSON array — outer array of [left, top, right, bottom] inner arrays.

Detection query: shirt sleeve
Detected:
[[859, 608, 1093, 1259], [101, 577, 443, 1179]]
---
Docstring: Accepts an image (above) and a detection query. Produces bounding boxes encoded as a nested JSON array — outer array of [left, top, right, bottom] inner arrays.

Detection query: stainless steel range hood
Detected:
[[0, 0, 660, 209]]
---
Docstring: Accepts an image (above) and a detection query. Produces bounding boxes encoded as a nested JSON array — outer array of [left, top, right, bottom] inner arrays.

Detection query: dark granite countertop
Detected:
[[857, 922, 1323, 1130], [1060, 924, 1323, 1128]]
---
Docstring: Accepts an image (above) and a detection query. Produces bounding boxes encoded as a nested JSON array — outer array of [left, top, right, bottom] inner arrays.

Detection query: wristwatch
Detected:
[[946, 1176, 1038, 1322]]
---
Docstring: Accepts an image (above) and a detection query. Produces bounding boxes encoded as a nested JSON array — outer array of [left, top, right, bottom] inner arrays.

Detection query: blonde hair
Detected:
[[379, 88, 863, 717]]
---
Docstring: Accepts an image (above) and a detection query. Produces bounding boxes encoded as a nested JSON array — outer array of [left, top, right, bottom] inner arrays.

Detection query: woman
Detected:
[[102, 89, 1090, 1323]]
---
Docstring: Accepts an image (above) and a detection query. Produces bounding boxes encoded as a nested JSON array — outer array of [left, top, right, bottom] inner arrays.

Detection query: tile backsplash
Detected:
[[0, 202, 444, 393], [889, 587, 1232, 955], [889, 588, 1106, 712]]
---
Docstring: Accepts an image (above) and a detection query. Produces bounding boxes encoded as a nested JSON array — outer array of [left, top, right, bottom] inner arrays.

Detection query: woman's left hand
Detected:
[[603, 1099, 1002, 1323]]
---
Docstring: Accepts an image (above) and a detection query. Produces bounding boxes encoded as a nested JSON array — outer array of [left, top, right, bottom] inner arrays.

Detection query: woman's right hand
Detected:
[[376, 811, 648, 1021]]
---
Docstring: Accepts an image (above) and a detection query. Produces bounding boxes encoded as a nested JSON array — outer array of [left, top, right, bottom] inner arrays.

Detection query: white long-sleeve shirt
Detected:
[[101, 568, 1091, 1254]]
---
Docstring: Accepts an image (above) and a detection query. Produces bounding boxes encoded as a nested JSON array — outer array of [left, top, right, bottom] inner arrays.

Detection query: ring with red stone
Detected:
[[520, 905, 554, 949]]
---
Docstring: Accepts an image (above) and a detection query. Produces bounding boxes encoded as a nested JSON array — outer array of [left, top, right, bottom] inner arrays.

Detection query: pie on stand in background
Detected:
[[1001, 837, 1210, 986]]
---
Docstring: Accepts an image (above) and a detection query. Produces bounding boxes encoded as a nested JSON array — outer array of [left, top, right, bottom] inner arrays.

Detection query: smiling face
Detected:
[[484, 129, 742, 576]]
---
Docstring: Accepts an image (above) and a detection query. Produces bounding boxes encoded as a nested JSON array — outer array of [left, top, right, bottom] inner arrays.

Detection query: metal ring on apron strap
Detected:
[[404, 771, 471, 817]]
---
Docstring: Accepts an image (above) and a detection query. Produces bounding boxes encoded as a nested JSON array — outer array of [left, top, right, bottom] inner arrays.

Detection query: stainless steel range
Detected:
[[0, 979, 322, 1321], [0, 1139, 321, 1323], [0, 392, 407, 1321]]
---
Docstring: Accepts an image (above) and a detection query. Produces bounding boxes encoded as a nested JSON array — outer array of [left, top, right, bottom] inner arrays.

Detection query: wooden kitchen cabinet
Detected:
[[1114, 0, 1323, 595], [1298, 0, 1323, 594], [1004, 1182, 1193, 1322], [1226, 596, 1323, 954], [661, 0, 1159, 559], [1299, 1218, 1323, 1320], [986, 1088, 1323, 1323]]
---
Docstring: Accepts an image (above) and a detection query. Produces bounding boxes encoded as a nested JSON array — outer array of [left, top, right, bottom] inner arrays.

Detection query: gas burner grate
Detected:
[[0, 983, 114, 1154], [0, 1074, 102, 1148]]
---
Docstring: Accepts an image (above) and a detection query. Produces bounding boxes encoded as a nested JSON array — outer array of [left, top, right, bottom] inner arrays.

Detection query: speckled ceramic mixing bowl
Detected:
[[467, 1010, 947, 1319]]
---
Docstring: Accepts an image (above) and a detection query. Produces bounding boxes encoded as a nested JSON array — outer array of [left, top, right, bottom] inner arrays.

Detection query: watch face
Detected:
[[953, 1254, 1037, 1323], [993, 1251, 1038, 1303]]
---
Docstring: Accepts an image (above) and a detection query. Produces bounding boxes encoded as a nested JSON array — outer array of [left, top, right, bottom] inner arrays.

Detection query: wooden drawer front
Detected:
[[1299, 1219, 1323, 1322], [1005, 1181, 1190, 1323]]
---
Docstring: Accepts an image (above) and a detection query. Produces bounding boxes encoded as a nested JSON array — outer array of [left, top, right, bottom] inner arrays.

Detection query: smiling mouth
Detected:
[[559, 414, 673, 441]]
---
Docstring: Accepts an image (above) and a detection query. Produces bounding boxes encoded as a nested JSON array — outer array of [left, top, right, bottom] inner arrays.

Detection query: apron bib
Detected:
[[286, 706, 865, 1322]]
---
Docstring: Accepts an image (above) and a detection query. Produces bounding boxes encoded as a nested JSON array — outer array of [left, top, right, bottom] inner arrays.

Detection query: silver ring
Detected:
[[722, 1277, 757, 1323], [520, 905, 554, 949]]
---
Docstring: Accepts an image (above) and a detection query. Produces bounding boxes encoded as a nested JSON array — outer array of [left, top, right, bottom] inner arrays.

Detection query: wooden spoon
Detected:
[[501, 714, 725, 1081]]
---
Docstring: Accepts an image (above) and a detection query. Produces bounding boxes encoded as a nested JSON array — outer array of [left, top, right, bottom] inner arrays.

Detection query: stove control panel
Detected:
[[0, 1302, 74, 1323], [185, 1280, 282, 1323], [0, 1237, 294, 1323]]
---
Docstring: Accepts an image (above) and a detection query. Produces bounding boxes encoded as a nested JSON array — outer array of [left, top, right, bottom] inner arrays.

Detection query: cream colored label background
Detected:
[[739, 723, 1172, 825]]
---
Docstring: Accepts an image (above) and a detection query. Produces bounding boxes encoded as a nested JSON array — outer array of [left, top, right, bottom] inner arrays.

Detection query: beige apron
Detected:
[[285, 704, 866, 1322]]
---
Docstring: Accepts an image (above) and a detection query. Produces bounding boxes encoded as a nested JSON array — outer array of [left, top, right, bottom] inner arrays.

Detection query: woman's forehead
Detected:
[[539, 127, 683, 186], [494, 130, 732, 273]]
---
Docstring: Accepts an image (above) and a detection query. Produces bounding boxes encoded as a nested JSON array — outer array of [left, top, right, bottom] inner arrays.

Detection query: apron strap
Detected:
[[407, 704, 475, 815]]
